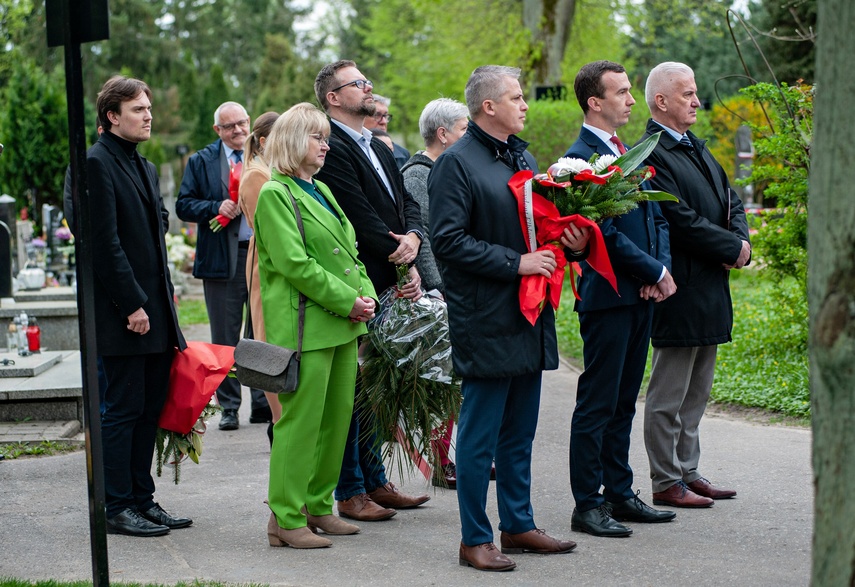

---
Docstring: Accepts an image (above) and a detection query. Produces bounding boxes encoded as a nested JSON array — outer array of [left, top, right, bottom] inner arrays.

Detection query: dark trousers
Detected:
[[570, 303, 652, 511], [457, 372, 542, 546], [335, 376, 388, 500], [101, 351, 173, 518], [203, 244, 266, 412]]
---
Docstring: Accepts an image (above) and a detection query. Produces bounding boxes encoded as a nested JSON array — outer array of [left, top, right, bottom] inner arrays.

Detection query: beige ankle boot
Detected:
[[267, 512, 332, 548], [306, 512, 360, 535]]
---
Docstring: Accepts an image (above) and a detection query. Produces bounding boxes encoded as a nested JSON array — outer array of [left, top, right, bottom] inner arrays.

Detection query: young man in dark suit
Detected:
[[88, 76, 189, 536], [176, 102, 270, 430], [314, 60, 430, 521], [564, 61, 677, 538]]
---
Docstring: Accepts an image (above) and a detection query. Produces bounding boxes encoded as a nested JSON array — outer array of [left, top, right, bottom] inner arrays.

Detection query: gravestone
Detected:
[[0, 221, 11, 298], [734, 125, 755, 205]]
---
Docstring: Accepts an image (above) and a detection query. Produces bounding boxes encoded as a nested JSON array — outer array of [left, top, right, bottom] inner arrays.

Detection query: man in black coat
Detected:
[[176, 102, 270, 430], [429, 65, 586, 572], [88, 76, 190, 536], [640, 62, 750, 508], [564, 61, 677, 538], [314, 60, 430, 521]]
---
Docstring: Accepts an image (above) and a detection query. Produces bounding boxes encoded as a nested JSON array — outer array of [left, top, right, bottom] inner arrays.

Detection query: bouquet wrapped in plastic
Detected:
[[358, 265, 461, 476]]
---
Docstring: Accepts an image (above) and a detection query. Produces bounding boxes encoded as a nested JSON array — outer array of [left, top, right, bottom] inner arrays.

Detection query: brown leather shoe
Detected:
[[336, 493, 397, 521], [459, 542, 516, 572], [368, 482, 430, 509], [652, 481, 714, 508], [687, 477, 737, 499], [500, 528, 577, 554]]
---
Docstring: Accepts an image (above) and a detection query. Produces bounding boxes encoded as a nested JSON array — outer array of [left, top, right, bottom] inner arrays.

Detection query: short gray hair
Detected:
[[418, 98, 469, 146], [464, 65, 521, 118], [265, 103, 331, 177], [645, 62, 694, 111], [214, 101, 248, 125], [373, 94, 391, 107]]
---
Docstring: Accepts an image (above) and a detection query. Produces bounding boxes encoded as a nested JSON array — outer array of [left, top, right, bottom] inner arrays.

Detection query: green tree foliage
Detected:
[[190, 65, 231, 152], [255, 34, 322, 114], [739, 82, 811, 354], [0, 57, 69, 220], [753, 0, 816, 85]]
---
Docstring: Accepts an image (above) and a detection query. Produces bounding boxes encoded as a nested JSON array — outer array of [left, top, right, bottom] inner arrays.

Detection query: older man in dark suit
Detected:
[[563, 61, 677, 538], [88, 76, 189, 536], [640, 62, 750, 508], [176, 101, 270, 430], [314, 60, 430, 522]]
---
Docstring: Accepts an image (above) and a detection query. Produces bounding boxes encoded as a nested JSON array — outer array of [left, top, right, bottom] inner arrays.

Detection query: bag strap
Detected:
[[245, 180, 307, 358]]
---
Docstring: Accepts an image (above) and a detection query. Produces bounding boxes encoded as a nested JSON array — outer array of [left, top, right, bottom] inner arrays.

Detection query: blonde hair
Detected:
[[243, 111, 279, 163], [265, 103, 331, 177]]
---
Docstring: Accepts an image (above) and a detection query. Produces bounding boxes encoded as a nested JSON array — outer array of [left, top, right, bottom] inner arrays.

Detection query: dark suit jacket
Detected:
[[176, 139, 240, 279], [87, 131, 185, 356], [565, 127, 671, 312], [639, 119, 749, 347], [314, 121, 423, 292]]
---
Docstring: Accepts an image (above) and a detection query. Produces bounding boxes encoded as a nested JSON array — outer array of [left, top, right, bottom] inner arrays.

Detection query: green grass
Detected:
[[553, 269, 810, 420], [0, 441, 81, 460], [175, 297, 209, 328]]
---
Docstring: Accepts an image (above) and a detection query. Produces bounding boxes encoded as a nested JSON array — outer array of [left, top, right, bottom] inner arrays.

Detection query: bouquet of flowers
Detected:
[[155, 402, 221, 484], [209, 162, 242, 232], [357, 265, 461, 478], [509, 131, 677, 325]]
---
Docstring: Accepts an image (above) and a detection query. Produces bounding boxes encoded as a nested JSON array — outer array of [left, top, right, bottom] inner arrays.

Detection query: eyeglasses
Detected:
[[309, 133, 329, 145], [372, 113, 393, 122], [330, 79, 373, 92], [217, 118, 250, 132]]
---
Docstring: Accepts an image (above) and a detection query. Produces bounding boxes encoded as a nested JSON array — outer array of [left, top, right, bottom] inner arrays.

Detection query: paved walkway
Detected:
[[0, 355, 812, 586]]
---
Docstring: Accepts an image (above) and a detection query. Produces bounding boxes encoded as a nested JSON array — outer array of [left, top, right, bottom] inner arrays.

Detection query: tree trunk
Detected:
[[810, 0, 855, 584], [523, 0, 577, 90]]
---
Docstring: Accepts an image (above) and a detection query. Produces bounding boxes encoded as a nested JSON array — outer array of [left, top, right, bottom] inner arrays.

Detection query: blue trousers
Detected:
[[335, 377, 388, 500], [457, 371, 543, 546], [570, 303, 652, 511]]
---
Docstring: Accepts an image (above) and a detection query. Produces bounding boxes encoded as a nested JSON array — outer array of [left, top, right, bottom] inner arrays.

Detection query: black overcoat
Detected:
[[87, 132, 185, 356], [639, 119, 750, 347]]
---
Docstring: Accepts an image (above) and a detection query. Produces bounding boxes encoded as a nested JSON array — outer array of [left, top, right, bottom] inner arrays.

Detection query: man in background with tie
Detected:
[[640, 61, 750, 509], [314, 60, 431, 522], [564, 60, 677, 538], [177, 101, 271, 430]]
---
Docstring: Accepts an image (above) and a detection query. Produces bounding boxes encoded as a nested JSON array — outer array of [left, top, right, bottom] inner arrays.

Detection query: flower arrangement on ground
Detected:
[[357, 264, 461, 477], [509, 131, 677, 324]]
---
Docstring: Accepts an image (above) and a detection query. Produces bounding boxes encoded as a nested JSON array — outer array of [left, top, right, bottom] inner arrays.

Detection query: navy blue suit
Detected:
[[565, 127, 671, 511], [176, 139, 266, 414]]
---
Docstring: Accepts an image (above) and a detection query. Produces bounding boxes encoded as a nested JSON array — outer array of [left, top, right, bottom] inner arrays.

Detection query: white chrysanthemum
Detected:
[[548, 157, 592, 178], [591, 154, 617, 173]]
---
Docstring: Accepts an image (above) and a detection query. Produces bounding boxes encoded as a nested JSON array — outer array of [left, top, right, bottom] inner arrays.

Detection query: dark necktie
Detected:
[[233, 150, 243, 163], [609, 135, 627, 155], [680, 135, 693, 149]]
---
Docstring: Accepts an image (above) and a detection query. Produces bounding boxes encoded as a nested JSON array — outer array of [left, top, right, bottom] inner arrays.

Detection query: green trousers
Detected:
[[268, 340, 357, 529]]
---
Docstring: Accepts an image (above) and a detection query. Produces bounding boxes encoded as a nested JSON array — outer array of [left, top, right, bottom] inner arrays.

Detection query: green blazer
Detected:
[[254, 171, 377, 352]]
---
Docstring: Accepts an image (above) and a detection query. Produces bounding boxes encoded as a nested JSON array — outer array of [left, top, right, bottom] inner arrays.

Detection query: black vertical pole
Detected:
[[58, 9, 111, 587]]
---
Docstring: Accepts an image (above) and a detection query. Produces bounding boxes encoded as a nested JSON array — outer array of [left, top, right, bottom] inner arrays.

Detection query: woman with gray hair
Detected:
[[401, 97, 469, 490]]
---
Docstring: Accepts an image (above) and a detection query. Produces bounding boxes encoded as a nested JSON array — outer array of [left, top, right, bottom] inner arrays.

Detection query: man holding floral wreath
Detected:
[[429, 65, 586, 572], [563, 60, 677, 538]]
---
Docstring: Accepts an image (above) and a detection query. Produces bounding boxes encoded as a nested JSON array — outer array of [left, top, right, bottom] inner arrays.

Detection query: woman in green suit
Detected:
[[255, 103, 378, 549]]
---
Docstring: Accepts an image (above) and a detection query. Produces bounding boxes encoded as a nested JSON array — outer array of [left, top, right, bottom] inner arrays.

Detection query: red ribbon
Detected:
[[509, 170, 618, 326]]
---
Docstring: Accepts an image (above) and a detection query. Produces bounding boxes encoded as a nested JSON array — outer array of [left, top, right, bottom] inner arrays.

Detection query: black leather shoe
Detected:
[[571, 505, 632, 537], [249, 406, 272, 424], [107, 508, 170, 537], [141, 503, 193, 529], [606, 493, 676, 523], [219, 408, 239, 430], [432, 462, 457, 489]]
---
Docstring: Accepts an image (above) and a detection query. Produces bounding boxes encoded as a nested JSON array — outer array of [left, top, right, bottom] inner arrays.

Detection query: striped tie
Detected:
[[680, 135, 693, 149]]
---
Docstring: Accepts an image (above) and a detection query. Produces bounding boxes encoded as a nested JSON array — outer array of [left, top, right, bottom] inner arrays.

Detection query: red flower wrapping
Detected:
[[509, 170, 618, 326], [210, 162, 242, 231], [159, 341, 235, 434]]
